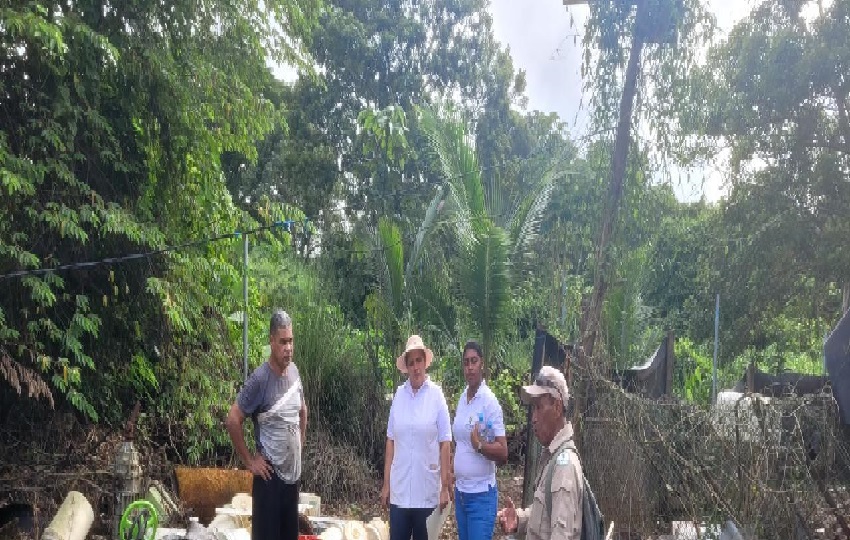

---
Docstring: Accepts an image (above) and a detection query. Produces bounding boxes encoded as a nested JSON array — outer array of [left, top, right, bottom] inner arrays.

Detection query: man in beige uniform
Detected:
[[498, 366, 583, 540]]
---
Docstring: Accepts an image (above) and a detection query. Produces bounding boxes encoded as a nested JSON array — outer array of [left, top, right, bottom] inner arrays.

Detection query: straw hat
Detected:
[[396, 335, 434, 373]]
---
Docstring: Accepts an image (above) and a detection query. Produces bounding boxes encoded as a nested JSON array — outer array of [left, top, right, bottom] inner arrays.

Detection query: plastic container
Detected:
[[299, 493, 321, 517], [319, 526, 343, 540], [218, 531, 250, 540], [365, 519, 388, 540], [425, 502, 451, 540], [343, 520, 367, 540], [370, 518, 388, 540]]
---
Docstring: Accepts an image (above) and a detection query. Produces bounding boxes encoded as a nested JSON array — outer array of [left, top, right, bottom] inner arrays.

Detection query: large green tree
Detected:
[[0, 0, 320, 427], [225, 0, 526, 240], [682, 0, 850, 358], [577, 0, 715, 361]]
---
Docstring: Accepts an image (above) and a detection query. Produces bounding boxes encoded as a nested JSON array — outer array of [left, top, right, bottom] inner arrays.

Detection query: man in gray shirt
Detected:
[[226, 309, 308, 540]]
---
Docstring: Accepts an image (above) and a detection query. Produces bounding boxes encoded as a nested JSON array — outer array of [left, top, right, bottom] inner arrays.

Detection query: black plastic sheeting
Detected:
[[731, 369, 830, 397], [619, 334, 673, 399], [825, 309, 850, 425]]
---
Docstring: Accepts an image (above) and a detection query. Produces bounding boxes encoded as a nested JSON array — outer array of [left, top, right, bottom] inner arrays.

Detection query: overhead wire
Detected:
[[0, 222, 295, 281]]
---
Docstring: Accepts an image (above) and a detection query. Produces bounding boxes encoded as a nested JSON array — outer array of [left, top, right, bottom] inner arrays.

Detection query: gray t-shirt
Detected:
[[237, 361, 304, 482]]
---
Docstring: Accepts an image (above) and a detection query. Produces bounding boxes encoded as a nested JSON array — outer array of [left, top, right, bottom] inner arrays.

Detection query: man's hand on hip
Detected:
[[248, 453, 273, 481]]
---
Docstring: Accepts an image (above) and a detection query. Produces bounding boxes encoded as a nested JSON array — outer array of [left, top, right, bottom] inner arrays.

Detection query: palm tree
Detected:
[[371, 190, 445, 347], [416, 106, 565, 362]]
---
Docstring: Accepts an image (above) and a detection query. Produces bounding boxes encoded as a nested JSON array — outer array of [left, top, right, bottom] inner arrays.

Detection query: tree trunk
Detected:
[[573, 6, 646, 452], [580, 19, 645, 365]]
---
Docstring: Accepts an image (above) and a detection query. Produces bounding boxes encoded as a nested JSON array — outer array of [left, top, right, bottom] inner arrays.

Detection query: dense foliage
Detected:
[[1, 0, 846, 464]]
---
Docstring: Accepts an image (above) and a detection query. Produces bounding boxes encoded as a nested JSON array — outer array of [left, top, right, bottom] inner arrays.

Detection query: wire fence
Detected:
[[575, 373, 849, 539]]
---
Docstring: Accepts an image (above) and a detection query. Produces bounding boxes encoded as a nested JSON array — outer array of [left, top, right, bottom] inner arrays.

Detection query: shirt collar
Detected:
[[547, 422, 574, 453], [267, 360, 289, 378], [464, 380, 488, 402], [404, 376, 431, 396]]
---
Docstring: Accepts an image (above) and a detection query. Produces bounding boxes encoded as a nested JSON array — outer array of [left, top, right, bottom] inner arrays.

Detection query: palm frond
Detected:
[[509, 171, 559, 259], [508, 145, 575, 259], [405, 184, 446, 287], [376, 217, 405, 318], [486, 167, 506, 227], [461, 223, 512, 361], [417, 105, 486, 222]]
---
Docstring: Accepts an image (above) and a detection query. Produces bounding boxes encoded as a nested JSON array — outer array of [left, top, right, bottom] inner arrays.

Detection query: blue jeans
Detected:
[[454, 485, 498, 540], [389, 504, 433, 540]]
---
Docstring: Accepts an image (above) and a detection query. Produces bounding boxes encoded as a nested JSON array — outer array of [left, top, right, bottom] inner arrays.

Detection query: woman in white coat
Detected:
[[380, 335, 452, 540]]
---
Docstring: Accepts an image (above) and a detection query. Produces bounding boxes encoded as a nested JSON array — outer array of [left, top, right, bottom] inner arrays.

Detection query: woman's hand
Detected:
[[470, 424, 482, 452], [439, 485, 450, 510], [380, 483, 390, 508]]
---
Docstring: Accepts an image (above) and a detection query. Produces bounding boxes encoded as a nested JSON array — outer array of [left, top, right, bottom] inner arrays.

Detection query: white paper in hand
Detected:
[[425, 502, 452, 540]]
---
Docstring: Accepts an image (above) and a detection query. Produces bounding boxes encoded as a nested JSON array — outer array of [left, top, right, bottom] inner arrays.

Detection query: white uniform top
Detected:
[[387, 378, 452, 508], [452, 381, 506, 493]]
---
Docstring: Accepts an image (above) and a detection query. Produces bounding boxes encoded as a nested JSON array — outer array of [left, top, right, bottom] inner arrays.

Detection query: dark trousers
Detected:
[[389, 504, 434, 540], [252, 474, 299, 540]]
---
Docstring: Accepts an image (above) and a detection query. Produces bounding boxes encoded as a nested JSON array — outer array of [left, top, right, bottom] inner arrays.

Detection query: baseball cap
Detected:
[[521, 365, 569, 404]]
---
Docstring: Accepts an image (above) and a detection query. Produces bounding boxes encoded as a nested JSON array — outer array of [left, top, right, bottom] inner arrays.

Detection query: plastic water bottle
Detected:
[[477, 413, 486, 439], [485, 420, 495, 443]]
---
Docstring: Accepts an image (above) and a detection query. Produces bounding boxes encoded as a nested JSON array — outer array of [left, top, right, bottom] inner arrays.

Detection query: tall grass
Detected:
[[266, 256, 388, 468]]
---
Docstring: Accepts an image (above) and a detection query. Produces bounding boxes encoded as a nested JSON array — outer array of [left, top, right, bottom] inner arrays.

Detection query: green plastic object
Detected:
[[119, 500, 159, 540]]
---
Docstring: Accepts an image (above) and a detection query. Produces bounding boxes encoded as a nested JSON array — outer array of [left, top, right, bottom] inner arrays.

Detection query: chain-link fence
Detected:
[[576, 376, 849, 539]]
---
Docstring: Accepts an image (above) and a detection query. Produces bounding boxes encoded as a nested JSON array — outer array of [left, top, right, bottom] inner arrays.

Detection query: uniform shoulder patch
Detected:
[[555, 450, 571, 466]]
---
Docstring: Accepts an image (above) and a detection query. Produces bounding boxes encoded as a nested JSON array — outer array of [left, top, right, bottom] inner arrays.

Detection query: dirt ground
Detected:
[[322, 464, 525, 540]]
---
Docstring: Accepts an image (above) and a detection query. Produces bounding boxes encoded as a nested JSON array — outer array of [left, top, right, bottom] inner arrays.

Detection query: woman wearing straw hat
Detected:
[[381, 334, 453, 540], [452, 340, 507, 540]]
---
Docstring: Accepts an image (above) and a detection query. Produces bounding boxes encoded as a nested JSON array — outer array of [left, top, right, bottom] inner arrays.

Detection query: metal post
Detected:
[[522, 328, 547, 508], [243, 232, 249, 382], [712, 293, 720, 404]]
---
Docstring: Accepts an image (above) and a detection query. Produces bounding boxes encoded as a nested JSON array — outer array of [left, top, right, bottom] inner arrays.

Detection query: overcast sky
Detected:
[[487, 0, 755, 202]]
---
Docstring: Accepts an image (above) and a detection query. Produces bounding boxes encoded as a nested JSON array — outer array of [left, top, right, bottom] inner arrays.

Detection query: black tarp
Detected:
[[731, 368, 830, 397], [825, 309, 850, 425], [619, 334, 673, 398]]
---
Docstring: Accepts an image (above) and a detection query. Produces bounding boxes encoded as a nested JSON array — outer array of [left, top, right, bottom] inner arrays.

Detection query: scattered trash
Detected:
[[425, 502, 451, 540], [119, 500, 159, 540], [319, 525, 343, 540], [147, 481, 180, 525], [42, 491, 94, 540]]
